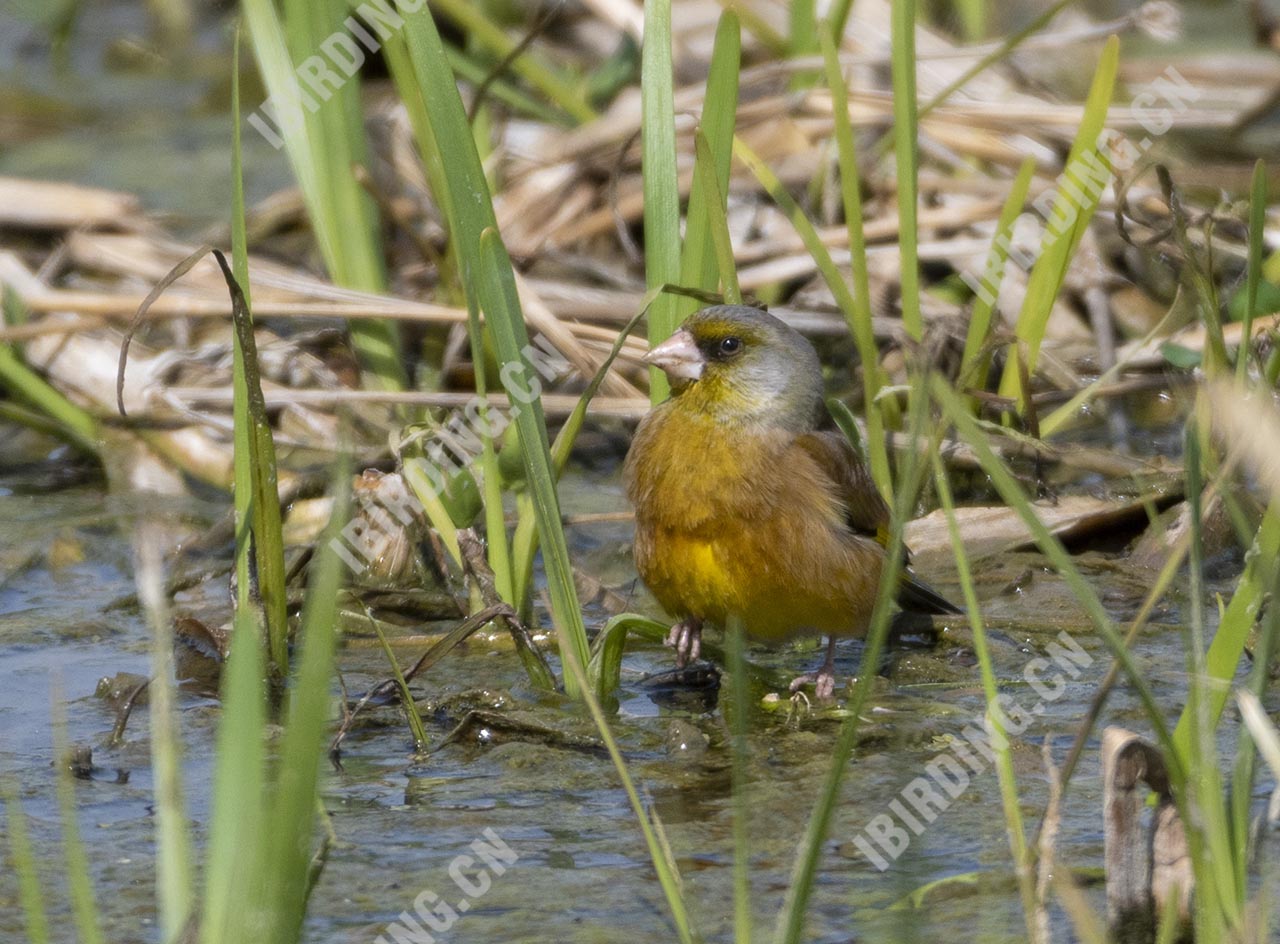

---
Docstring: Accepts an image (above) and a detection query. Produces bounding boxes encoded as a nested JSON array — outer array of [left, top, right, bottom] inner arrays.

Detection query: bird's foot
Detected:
[[787, 668, 837, 701], [665, 618, 703, 668], [787, 637, 840, 701]]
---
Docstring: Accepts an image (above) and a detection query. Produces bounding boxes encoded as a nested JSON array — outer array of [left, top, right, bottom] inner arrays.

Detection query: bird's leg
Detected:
[[665, 617, 703, 668], [788, 636, 840, 700]]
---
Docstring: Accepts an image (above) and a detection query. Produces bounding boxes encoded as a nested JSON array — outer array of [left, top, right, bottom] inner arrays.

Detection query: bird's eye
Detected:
[[718, 336, 743, 356]]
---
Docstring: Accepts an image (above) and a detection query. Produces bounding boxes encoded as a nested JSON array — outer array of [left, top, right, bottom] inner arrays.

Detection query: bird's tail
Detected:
[[896, 572, 963, 615]]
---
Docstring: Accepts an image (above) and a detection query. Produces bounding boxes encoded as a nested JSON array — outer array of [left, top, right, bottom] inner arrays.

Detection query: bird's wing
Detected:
[[796, 429, 962, 616], [794, 429, 890, 540]]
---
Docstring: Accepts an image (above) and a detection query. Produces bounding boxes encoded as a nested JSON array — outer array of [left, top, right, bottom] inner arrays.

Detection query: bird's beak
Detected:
[[643, 328, 704, 383]]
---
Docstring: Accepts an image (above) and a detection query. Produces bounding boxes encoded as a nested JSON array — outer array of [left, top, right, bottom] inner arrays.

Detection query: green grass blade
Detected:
[[444, 43, 567, 123], [789, 0, 817, 55], [775, 376, 934, 944], [735, 138, 867, 333], [693, 132, 741, 304], [932, 454, 1036, 940], [726, 617, 753, 944], [997, 36, 1118, 412], [820, 28, 893, 500], [228, 24, 266, 678], [1175, 387, 1280, 759], [217, 250, 289, 681], [0, 338, 100, 454], [890, 0, 922, 341], [481, 436, 515, 604], [1171, 506, 1280, 758], [955, 0, 986, 40], [395, 1, 541, 606], [50, 686, 104, 944], [935, 379, 1181, 775], [203, 77, 286, 936], [1181, 421, 1242, 928], [1240, 159, 1268, 381], [773, 376, 936, 941], [1040, 300, 1181, 437], [560, 645, 695, 943], [827, 0, 854, 46], [0, 288, 99, 453], [1234, 592, 1280, 892], [642, 0, 682, 402], [381, 32, 452, 267], [1231, 417, 1280, 897], [478, 228, 590, 695], [367, 614, 431, 752], [242, 0, 403, 388], [588, 614, 669, 699], [200, 587, 269, 941], [962, 157, 1037, 398], [401, 456, 464, 567], [512, 305, 651, 623], [679, 12, 740, 314], [265, 465, 350, 943], [918, 0, 1071, 124], [430, 0, 595, 123], [137, 540, 195, 939], [826, 398, 869, 464], [724, 1, 787, 56], [789, 0, 819, 88], [2, 779, 50, 944], [1163, 168, 1229, 377]]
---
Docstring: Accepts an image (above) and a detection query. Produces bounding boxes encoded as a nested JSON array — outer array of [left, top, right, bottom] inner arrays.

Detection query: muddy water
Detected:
[[0, 2, 292, 226], [0, 409, 1259, 943]]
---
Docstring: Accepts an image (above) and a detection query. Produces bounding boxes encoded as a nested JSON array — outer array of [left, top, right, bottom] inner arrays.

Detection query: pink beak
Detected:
[[643, 328, 704, 383]]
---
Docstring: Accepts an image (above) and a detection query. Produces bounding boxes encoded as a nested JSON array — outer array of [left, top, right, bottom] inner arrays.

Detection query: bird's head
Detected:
[[643, 305, 823, 429]]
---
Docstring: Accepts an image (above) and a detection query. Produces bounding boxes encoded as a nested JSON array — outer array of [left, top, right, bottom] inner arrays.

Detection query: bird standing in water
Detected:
[[624, 305, 959, 699]]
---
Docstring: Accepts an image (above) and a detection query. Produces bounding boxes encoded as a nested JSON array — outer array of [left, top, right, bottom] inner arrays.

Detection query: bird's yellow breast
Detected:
[[624, 404, 884, 642]]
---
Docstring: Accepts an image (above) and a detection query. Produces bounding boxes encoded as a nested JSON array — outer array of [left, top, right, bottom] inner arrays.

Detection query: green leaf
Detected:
[[588, 614, 670, 699], [1160, 342, 1203, 370], [1172, 499, 1280, 763], [396, 1, 526, 603]]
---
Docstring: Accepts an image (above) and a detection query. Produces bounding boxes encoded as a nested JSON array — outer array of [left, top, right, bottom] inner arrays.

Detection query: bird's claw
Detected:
[[788, 667, 838, 701], [788, 637, 840, 701], [665, 619, 702, 668]]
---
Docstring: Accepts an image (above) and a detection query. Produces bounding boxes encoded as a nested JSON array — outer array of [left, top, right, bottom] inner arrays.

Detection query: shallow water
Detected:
[[0, 409, 1266, 943]]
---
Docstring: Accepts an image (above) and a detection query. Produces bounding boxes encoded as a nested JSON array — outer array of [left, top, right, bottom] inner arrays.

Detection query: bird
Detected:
[[624, 304, 960, 699]]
